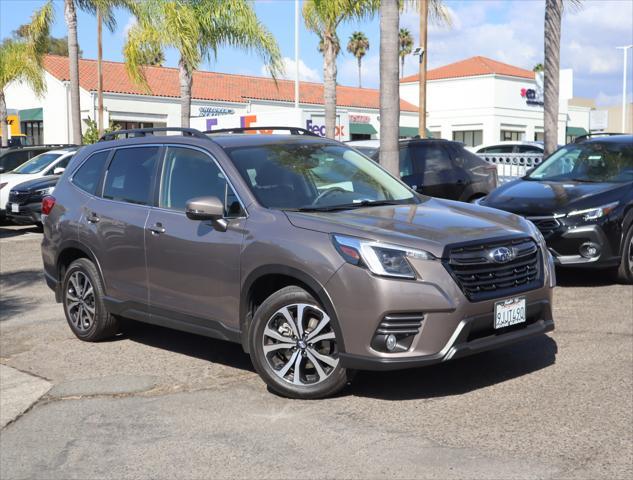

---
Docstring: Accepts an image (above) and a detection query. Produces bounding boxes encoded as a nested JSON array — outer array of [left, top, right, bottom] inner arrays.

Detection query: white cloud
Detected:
[[339, 53, 379, 88], [261, 57, 321, 83], [122, 16, 136, 37]]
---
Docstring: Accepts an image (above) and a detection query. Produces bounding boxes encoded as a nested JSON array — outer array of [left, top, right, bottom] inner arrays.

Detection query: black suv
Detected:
[[0, 145, 75, 173], [348, 138, 498, 202], [480, 135, 633, 283]]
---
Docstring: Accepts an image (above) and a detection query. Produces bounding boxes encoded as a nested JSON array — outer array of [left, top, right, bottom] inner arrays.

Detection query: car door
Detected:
[[410, 143, 466, 199], [145, 145, 245, 333], [80, 145, 161, 311]]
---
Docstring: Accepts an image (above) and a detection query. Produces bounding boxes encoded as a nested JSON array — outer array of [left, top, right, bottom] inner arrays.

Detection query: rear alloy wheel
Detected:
[[617, 224, 633, 284], [249, 286, 350, 399], [62, 258, 118, 341]]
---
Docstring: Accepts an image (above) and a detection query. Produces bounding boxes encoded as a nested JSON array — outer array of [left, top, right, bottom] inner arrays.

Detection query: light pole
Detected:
[[616, 45, 632, 133]]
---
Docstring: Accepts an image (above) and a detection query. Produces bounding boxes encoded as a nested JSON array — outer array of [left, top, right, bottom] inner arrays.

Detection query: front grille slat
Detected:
[[8, 191, 32, 204], [376, 314, 424, 336], [444, 237, 544, 302]]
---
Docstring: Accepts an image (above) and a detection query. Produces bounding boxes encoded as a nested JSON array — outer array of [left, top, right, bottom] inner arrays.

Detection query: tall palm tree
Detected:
[[64, 0, 82, 144], [414, 0, 451, 137], [379, 0, 399, 175], [346, 31, 369, 88], [125, 0, 282, 128], [303, 0, 378, 139], [398, 28, 413, 79], [543, 0, 582, 156], [0, 2, 53, 147]]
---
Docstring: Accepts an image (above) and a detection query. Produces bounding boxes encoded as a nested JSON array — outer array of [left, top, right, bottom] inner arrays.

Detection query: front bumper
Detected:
[[546, 223, 620, 268], [326, 253, 555, 371], [4, 202, 42, 225]]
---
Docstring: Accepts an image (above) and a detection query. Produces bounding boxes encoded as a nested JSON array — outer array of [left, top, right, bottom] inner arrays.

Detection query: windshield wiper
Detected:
[[297, 199, 405, 213], [570, 178, 604, 183]]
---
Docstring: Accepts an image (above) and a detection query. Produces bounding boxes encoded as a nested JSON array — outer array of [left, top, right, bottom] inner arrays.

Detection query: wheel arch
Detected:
[[55, 241, 106, 300], [240, 265, 345, 354]]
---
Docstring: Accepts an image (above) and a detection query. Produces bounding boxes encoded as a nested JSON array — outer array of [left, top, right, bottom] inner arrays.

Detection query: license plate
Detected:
[[11, 203, 19, 213], [494, 297, 526, 329]]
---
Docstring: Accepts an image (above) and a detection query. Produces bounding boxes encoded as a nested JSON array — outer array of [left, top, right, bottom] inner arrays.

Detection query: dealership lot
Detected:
[[0, 224, 631, 479]]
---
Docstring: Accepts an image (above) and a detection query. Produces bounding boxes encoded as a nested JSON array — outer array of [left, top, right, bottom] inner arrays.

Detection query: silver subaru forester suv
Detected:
[[41, 127, 555, 399]]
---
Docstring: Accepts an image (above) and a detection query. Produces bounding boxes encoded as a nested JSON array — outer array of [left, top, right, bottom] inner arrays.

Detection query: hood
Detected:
[[482, 178, 631, 216], [0, 172, 38, 186], [9, 175, 59, 192], [285, 197, 530, 258]]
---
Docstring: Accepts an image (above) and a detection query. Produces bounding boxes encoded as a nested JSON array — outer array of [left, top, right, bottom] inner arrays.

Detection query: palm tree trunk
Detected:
[[544, 0, 562, 156], [178, 57, 193, 128], [97, 9, 104, 138], [358, 57, 362, 89], [379, 0, 400, 176], [323, 30, 337, 139], [64, 0, 82, 144], [0, 91, 8, 147], [418, 0, 428, 138]]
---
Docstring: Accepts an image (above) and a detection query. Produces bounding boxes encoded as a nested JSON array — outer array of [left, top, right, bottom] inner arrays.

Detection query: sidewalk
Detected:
[[0, 364, 51, 428]]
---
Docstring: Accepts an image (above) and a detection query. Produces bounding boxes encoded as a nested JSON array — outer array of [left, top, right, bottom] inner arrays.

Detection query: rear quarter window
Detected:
[[72, 150, 110, 195]]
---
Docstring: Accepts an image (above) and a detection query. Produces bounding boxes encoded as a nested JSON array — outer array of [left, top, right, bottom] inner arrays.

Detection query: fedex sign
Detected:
[[306, 119, 346, 139]]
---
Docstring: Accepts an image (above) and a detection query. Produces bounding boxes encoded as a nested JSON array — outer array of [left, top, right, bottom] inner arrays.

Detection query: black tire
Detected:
[[248, 286, 350, 399], [62, 258, 118, 341], [617, 223, 633, 284]]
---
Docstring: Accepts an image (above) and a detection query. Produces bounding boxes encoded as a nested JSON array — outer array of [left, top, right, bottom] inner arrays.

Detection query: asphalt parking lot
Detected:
[[0, 223, 631, 479]]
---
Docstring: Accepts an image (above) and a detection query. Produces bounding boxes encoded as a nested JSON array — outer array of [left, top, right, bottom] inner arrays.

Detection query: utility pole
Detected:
[[294, 0, 300, 109], [418, 0, 428, 138], [97, 9, 104, 137], [616, 45, 632, 133]]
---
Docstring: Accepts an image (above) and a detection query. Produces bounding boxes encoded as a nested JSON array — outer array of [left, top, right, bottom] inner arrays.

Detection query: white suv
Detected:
[[0, 147, 78, 220]]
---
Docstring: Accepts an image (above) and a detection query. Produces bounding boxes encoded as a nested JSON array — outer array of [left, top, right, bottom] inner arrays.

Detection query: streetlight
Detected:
[[616, 45, 632, 133]]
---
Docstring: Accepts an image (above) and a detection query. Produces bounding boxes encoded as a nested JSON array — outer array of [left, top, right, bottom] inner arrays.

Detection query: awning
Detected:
[[566, 126, 587, 137], [19, 108, 43, 122], [399, 127, 433, 137], [350, 122, 377, 135]]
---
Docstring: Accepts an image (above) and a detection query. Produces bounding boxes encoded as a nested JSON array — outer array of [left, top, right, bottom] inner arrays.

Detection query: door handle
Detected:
[[86, 212, 100, 223], [148, 223, 165, 235]]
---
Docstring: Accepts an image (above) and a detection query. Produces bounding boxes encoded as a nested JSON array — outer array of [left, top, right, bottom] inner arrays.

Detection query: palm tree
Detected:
[[414, 0, 451, 137], [0, 2, 53, 147], [347, 31, 369, 88], [398, 28, 413, 79], [303, 0, 378, 139], [64, 0, 82, 144], [125, 0, 282, 129], [533, 63, 544, 73], [379, 0, 399, 176], [543, 0, 582, 156]]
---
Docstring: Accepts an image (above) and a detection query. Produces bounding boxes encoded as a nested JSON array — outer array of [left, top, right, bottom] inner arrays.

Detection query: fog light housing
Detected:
[[385, 334, 397, 352], [579, 242, 600, 259]]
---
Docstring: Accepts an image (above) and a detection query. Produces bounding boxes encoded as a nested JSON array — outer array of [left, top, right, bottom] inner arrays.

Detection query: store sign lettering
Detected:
[[349, 114, 370, 124], [520, 88, 544, 106], [198, 106, 235, 117], [305, 119, 345, 137]]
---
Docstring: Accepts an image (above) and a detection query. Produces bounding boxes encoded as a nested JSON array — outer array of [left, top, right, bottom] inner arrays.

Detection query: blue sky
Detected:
[[1, 0, 631, 105]]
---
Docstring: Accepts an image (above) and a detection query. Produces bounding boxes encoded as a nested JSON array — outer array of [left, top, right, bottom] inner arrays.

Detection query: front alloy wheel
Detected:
[[249, 286, 350, 399]]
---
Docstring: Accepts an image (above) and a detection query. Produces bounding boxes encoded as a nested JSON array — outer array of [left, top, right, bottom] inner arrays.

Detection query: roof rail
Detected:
[[99, 127, 207, 142], [574, 132, 624, 143], [205, 126, 319, 137]]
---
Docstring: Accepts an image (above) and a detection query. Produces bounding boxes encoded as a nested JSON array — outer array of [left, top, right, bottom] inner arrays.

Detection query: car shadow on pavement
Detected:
[[0, 269, 45, 320], [118, 319, 255, 372], [0, 225, 41, 239], [348, 335, 557, 401], [555, 267, 618, 287]]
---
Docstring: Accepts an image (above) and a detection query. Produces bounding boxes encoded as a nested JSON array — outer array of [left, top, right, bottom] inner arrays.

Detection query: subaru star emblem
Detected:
[[490, 247, 514, 264]]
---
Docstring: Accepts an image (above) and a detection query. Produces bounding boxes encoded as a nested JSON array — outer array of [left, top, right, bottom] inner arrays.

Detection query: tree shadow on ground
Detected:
[[0, 270, 44, 320]]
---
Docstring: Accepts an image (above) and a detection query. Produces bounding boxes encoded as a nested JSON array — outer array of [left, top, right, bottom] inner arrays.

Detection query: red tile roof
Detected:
[[401, 56, 535, 83], [43, 55, 418, 112]]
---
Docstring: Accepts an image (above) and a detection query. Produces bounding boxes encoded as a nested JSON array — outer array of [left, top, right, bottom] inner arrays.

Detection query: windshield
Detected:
[[226, 142, 416, 210], [528, 142, 633, 183], [12, 153, 62, 174]]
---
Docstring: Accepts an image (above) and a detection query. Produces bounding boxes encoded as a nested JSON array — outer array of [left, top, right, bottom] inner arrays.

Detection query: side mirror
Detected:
[[53, 167, 65, 175], [185, 196, 227, 231]]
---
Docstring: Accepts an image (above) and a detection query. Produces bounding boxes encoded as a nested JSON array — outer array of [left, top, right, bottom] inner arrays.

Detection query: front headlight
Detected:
[[332, 235, 436, 279], [567, 201, 619, 221], [35, 186, 55, 196]]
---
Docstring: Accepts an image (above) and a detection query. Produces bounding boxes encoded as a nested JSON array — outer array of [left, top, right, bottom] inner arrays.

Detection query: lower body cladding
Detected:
[[325, 260, 555, 371]]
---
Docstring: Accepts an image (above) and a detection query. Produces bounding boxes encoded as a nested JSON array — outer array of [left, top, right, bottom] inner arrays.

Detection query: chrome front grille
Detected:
[[444, 237, 543, 302]]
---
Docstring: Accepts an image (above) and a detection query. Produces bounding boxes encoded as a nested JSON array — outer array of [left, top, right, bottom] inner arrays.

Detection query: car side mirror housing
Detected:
[[185, 196, 227, 231], [53, 167, 65, 175]]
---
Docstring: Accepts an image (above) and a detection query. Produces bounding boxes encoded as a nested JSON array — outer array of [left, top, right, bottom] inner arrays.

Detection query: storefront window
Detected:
[[20, 121, 43, 145], [112, 121, 167, 132], [534, 132, 544, 142], [500, 130, 524, 141], [429, 131, 441, 139], [452, 130, 482, 147]]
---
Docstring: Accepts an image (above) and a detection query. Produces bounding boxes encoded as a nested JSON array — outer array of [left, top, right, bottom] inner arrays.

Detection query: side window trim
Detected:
[[155, 144, 247, 218]]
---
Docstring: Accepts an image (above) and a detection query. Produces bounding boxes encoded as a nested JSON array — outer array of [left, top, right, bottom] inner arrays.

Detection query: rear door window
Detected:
[[103, 147, 160, 205], [72, 150, 110, 195]]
